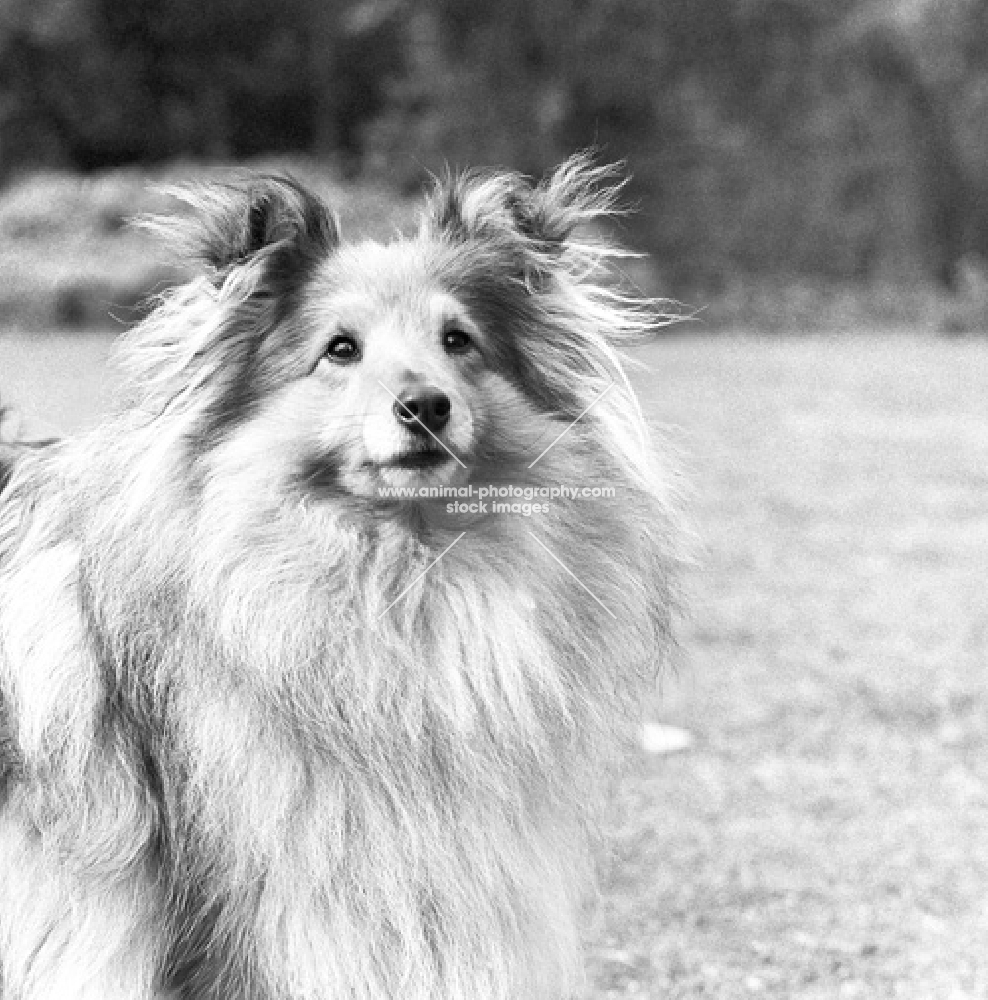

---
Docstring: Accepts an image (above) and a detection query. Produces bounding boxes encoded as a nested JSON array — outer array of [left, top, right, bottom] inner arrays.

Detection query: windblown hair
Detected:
[[0, 155, 681, 1000]]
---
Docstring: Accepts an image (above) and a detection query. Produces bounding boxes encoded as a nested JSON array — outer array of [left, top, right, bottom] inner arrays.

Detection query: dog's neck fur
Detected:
[[24, 417, 664, 999]]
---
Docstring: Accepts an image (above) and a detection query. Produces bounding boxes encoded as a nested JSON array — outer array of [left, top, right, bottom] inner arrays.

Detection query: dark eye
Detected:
[[326, 334, 360, 363], [443, 328, 472, 354]]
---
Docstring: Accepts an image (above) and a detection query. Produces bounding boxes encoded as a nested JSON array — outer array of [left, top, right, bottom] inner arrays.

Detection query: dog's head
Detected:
[[124, 158, 662, 514]]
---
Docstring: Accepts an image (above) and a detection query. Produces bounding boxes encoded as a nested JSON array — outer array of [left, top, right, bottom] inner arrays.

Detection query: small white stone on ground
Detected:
[[641, 722, 695, 755]]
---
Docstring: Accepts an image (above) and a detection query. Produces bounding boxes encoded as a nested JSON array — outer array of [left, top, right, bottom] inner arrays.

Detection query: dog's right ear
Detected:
[[147, 175, 339, 282]]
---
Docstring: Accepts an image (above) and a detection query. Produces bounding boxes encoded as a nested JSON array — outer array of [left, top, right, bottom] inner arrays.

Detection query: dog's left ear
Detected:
[[426, 153, 624, 279], [150, 175, 339, 282]]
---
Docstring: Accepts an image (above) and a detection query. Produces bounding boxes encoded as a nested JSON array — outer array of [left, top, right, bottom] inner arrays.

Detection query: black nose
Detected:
[[394, 387, 451, 436]]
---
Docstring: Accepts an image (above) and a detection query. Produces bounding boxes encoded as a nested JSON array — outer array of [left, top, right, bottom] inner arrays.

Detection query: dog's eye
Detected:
[[443, 328, 472, 354], [326, 335, 360, 363]]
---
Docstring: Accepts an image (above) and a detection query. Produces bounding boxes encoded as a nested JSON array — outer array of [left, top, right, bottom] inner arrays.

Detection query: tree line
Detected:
[[2, 0, 986, 296]]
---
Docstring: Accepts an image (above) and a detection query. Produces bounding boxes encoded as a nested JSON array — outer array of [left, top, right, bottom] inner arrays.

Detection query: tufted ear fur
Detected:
[[145, 175, 339, 283], [119, 176, 339, 423], [424, 152, 628, 280]]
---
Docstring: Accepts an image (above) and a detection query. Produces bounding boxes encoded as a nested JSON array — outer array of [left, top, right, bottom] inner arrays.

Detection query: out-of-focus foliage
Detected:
[[0, 161, 415, 330], [0, 0, 401, 168], [370, 0, 982, 295], [2, 0, 988, 304]]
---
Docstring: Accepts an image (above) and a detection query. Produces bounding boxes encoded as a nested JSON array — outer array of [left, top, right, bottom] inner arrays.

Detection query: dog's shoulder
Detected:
[[1, 441, 59, 499], [0, 405, 17, 495], [0, 416, 62, 574], [0, 405, 59, 499], [0, 409, 22, 799], [0, 445, 16, 496]]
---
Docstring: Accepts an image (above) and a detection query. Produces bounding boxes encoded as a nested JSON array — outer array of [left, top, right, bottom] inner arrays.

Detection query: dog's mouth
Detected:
[[384, 448, 454, 471]]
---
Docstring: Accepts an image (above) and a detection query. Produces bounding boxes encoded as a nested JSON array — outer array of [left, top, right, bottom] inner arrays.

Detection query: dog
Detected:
[[0, 156, 680, 1000], [0, 408, 54, 496]]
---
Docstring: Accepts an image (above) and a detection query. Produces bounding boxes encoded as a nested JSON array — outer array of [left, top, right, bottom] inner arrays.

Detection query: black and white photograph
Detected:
[[0, 2, 986, 998]]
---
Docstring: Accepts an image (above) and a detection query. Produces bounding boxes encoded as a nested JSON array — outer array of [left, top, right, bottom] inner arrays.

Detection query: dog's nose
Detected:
[[394, 387, 451, 436]]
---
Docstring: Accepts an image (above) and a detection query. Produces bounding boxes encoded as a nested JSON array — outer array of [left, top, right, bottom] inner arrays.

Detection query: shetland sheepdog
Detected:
[[0, 156, 680, 1000]]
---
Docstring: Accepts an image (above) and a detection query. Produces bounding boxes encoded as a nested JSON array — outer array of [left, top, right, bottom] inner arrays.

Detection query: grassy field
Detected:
[[596, 333, 988, 999], [1, 330, 986, 998]]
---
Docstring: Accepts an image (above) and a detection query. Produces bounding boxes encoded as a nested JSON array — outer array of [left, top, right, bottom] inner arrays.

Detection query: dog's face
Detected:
[[297, 242, 500, 496], [130, 165, 644, 518], [191, 236, 542, 510]]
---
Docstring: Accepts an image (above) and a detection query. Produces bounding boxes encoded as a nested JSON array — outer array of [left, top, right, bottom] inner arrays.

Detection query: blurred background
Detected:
[[3, 0, 988, 330], [2, 3, 988, 998]]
